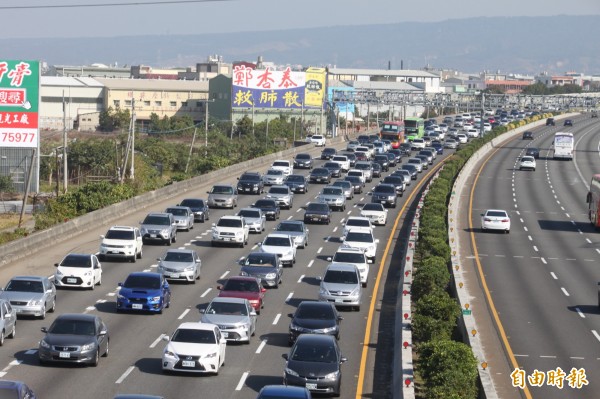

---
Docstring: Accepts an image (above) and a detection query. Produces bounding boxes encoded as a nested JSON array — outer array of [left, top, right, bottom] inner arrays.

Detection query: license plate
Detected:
[[222, 332, 229, 338], [306, 383, 317, 390], [182, 360, 195, 367], [169, 274, 179, 278], [381, 200, 387, 204], [224, 238, 231, 241], [59, 352, 70, 358], [132, 304, 143, 310], [245, 188, 250, 191], [67, 278, 77, 283], [335, 299, 344, 303], [150, 234, 157, 238], [110, 250, 120, 254], [312, 217, 320, 221]]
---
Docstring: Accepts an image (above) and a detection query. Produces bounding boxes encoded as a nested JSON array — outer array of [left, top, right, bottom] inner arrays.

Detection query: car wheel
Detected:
[[355, 305, 361, 312], [98, 254, 105, 261], [103, 339, 109, 357], [0, 330, 4, 346], [9, 323, 16, 339], [90, 279, 95, 290], [131, 254, 136, 263], [172, 233, 177, 244], [98, 275, 102, 286], [91, 349, 99, 367], [137, 248, 143, 259]]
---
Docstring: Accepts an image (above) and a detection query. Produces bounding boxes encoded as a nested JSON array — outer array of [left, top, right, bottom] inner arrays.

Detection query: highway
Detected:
[[0, 140, 451, 398], [468, 115, 600, 398]]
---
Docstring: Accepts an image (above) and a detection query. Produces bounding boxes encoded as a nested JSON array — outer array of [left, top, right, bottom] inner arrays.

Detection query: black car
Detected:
[[303, 202, 332, 225], [546, 118, 555, 126], [401, 164, 418, 180], [283, 334, 346, 396], [284, 174, 309, 194], [288, 301, 342, 344], [310, 167, 332, 184], [564, 119, 573, 126], [322, 162, 343, 178], [373, 155, 390, 172], [251, 199, 280, 220], [344, 175, 364, 194], [320, 147, 337, 160], [371, 183, 397, 208], [293, 153, 313, 169], [387, 149, 403, 164], [237, 172, 264, 195], [526, 147, 540, 159], [399, 142, 413, 155], [382, 176, 406, 197], [381, 152, 397, 167], [178, 198, 210, 222], [522, 131, 534, 140], [371, 162, 382, 178], [357, 135, 370, 144]]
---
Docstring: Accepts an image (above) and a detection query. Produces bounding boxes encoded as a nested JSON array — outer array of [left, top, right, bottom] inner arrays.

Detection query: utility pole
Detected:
[[129, 98, 136, 180], [185, 127, 197, 174], [62, 91, 68, 193]]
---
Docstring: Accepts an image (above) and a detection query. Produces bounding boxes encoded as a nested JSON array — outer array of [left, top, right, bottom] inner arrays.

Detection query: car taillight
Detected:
[[484, 218, 492, 222], [501, 219, 509, 223]]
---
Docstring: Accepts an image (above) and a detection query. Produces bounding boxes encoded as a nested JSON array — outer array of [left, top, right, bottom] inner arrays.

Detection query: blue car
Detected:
[[116, 272, 171, 314], [0, 381, 36, 399]]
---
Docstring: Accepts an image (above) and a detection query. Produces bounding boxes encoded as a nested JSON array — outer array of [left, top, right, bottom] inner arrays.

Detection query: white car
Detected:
[[411, 138, 426, 150], [271, 160, 292, 176], [54, 253, 102, 290], [481, 209, 511, 233], [331, 155, 350, 172], [99, 226, 143, 262], [342, 227, 379, 262], [360, 203, 388, 226], [519, 156, 536, 171], [327, 246, 370, 287], [456, 134, 468, 144], [309, 134, 326, 146], [343, 216, 374, 237], [347, 169, 366, 184], [162, 322, 226, 375], [483, 122, 492, 132], [263, 169, 286, 185], [467, 129, 480, 138], [211, 216, 249, 247], [259, 233, 297, 266], [407, 158, 424, 173]]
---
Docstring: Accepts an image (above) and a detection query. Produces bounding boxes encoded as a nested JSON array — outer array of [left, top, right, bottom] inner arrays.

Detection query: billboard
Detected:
[[0, 60, 39, 148], [304, 67, 326, 107], [328, 86, 355, 114]]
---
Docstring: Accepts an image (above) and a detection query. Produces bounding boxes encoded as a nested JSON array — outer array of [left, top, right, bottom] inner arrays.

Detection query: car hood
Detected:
[[305, 209, 329, 216], [256, 206, 278, 213], [214, 226, 243, 233], [286, 359, 339, 378], [101, 238, 136, 246], [321, 281, 358, 292], [141, 224, 170, 231], [201, 313, 250, 326], [218, 290, 260, 300], [0, 291, 45, 302], [277, 231, 304, 239], [119, 287, 162, 298], [241, 216, 262, 225], [319, 194, 344, 201], [43, 333, 97, 347], [172, 215, 188, 222], [56, 266, 93, 277], [241, 265, 279, 276], [159, 261, 196, 270], [261, 244, 293, 255], [209, 194, 234, 201], [361, 210, 385, 217], [285, 180, 305, 187], [266, 193, 290, 199], [166, 341, 215, 356], [292, 318, 336, 330]]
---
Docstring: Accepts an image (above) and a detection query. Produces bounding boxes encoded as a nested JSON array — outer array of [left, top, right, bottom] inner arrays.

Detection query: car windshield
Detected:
[[223, 279, 260, 292], [166, 208, 188, 216], [362, 203, 384, 212], [180, 199, 205, 208], [238, 210, 260, 218], [348, 171, 362, 177], [143, 215, 170, 225], [332, 181, 350, 189], [355, 164, 370, 170], [123, 275, 161, 289], [217, 218, 242, 228], [291, 341, 337, 363], [312, 168, 329, 175], [49, 319, 96, 336], [5, 279, 44, 293], [286, 175, 304, 182], [296, 154, 311, 160], [345, 231, 374, 243], [383, 177, 402, 184], [322, 188, 342, 195], [105, 229, 135, 240], [296, 304, 335, 320], [408, 159, 420, 164], [346, 219, 370, 228], [206, 302, 248, 316], [345, 176, 360, 184], [277, 222, 303, 232], [273, 161, 289, 167], [263, 236, 291, 247], [269, 187, 288, 194], [60, 254, 91, 268], [240, 174, 260, 181], [374, 185, 395, 194], [486, 211, 508, 218], [266, 169, 284, 176], [324, 270, 358, 284], [307, 203, 329, 212], [254, 200, 276, 208], [245, 254, 276, 267], [324, 163, 340, 169], [172, 328, 216, 344], [163, 252, 194, 262], [333, 252, 366, 263], [211, 186, 233, 194]]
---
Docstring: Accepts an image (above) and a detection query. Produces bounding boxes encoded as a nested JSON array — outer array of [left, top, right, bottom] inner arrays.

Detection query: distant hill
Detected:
[[2, 15, 599, 74]]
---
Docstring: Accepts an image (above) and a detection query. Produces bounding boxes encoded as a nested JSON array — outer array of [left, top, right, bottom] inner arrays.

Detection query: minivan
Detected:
[[318, 263, 362, 311]]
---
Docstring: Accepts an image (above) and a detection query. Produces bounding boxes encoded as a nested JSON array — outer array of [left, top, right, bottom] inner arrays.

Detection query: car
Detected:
[[344, 175, 364, 194], [400, 164, 418, 180], [382, 175, 406, 196], [430, 142, 444, 154], [309, 167, 332, 184], [0, 276, 56, 319], [318, 186, 346, 211], [116, 272, 171, 313], [371, 183, 397, 208], [592, 110, 598, 118], [271, 160, 293, 176], [0, 299, 16, 345], [354, 162, 373, 182], [382, 152, 398, 167], [346, 140, 361, 151], [240, 252, 283, 289], [387, 149, 403, 164], [526, 147, 540, 159], [207, 184, 238, 209], [546, 117, 556, 126], [99, 225, 143, 262], [303, 202, 332, 225], [373, 155, 390, 172], [237, 172, 264, 194], [522, 131, 534, 140], [347, 169, 366, 185], [165, 206, 194, 231], [293, 153, 313, 169], [519, 156, 536, 171], [373, 141, 385, 154], [237, 207, 266, 233], [360, 202, 388, 226], [263, 169, 286, 186], [218, 276, 266, 312], [466, 128, 480, 138], [564, 119, 573, 126], [414, 155, 430, 170], [288, 301, 342, 344], [331, 155, 350, 172], [0, 381, 36, 398], [200, 297, 257, 343], [320, 147, 337, 160], [343, 216, 373, 237], [418, 149, 434, 164], [178, 198, 210, 222], [391, 169, 412, 186], [481, 209, 511, 233], [399, 142, 412, 155], [38, 313, 109, 367], [411, 138, 426, 150], [141, 212, 177, 246], [283, 334, 346, 396], [370, 162, 382, 178], [211, 215, 250, 247], [275, 220, 309, 249], [322, 161, 343, 178], [357, 134, 370, 144], [363, 142, 376, 158], [161, 322, 226, 375], [354, 151, 369, 162], [406, 158, 424, 173], [266, 185, 294, 209], [318, 263, 362, 311], [355, 146, 371, 159], [340, 151, 357, 167], [444, 138, 458, 149], [285, 174, 309, 194], [259, 233, 297, 266], [309, 134, 326, 146], [342, 227, 379, 262], [54, 253, 102, 290], [331, 179, 354, 200], [157, 249, 201, 283], [251, 198, 281, 221], [328, 246, 370, 287], [456, 133, 468, 144], [256, 385, 312, 399]]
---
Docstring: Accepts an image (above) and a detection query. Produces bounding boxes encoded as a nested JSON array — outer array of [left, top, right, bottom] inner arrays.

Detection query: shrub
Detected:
[[412, 262, 451, 300]]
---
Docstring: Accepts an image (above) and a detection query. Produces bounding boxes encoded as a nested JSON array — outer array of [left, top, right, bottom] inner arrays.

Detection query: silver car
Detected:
[[140, 212, 177, 245], [263, 169, 286, 186], [200, 297, 257, 343], [318, 263, 362, 311], [0, 299, 16, 344], [265, 185, 294, 209], [207, 184, 238, 209], [318, 186, 346, 211], [331, 180, 354, 200], [236, 207, 266, 233], [354, 161, 373, 182], [165, 206, 194, 231], [0, 276, 56, 319], [157, 249, 201, 283], [275, 220, 309, 249]]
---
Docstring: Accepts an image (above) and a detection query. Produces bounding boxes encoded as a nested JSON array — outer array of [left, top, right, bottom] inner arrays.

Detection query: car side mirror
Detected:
[[162, 335, 170, 342], [200, 308, 206, 313], [99, 235, 105, 239], [375, 239, 380, 244], [261, 287, 267, 293], [338, 316, 344, 321], [99, 329, 108, 336], [282, 354, 289, 360], [326, 257, 332, 262], [211, 223, 216, 227], [54, 263, 59, 267], [316, 276, 322, 281], [41, 327, 48, 333], [340, 357, 348, 363], [368, 259, 373, 264], [250, 310, 257, 316], [217, 285, 222, 290], [288, 313, 294, 318]]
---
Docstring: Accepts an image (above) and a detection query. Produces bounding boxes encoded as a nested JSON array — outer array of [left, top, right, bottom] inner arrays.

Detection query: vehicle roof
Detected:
[[163, 248, 195, 254], [374, 183, 397, 190], [294, 332, 337, 344], [238, 207, 262, 213], [146, 212, 171, 217], [54, 313, 99, 322], [264, 233, 293, 240], [335, 246, 366, 254], [209, 296, 249, 304], [176, 321, 217, 331], [114, 395, 165, 399], [9, 275, 47, 282], [108, 225, 137, 231], [165, 205, 190, 210], [484, 209, 509, 213], [345, 227, 374, 234], [278, 220, 304, 226], [219, 215, 244, 220], [258, 385, 311, 398], [212, 183, 235, 188]]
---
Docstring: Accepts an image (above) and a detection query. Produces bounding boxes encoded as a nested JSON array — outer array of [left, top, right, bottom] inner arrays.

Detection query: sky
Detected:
[[1, 0, 599, 39]]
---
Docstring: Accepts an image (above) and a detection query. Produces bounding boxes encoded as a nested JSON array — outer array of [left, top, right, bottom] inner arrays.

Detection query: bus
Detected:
[[404, 117, 425, 141], [587, 174, 600, 228], [379, 121, 405, 149], [552, 132, 574, 160]]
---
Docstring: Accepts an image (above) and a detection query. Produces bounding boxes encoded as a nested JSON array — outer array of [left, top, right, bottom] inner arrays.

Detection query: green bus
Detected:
[[404, 117, 425, 141]]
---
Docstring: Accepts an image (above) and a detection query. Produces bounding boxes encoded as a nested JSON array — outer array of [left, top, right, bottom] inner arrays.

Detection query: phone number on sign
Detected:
[[1, 132, 36, 144]]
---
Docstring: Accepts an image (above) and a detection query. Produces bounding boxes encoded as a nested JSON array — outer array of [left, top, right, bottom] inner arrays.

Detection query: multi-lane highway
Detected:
[[0, 139, 450, 398], [467, 115, 600, 398]]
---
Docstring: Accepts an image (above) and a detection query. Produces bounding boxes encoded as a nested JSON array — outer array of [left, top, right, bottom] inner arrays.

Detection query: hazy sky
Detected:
[[2, 0, 599, 39]]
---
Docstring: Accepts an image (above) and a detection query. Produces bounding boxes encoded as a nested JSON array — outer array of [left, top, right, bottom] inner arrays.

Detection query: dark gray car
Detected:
[[240, 252, 283, 288]]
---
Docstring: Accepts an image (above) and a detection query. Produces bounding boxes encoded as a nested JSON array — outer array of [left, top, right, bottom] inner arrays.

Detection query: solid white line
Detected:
[[593, 330, 600, 343], [220, 271, 230, 279], [286, 292, 294, 302], [317, 247, 323, 254], [307, 260, 314, 268], [235, 372, 249, 391], [256, 339, 268, 354], [575, 307, 586, 318], [570, 357, 585, 360], [273, 313, 281, 325], [541, 258, 547, 264], [561, 287, 570, 296], [297, 275, 305, 283], [201, 288, 212, 298], [178, 309, 191, 320], [116, 366, 135, 384], [150, 334, 166, 348]]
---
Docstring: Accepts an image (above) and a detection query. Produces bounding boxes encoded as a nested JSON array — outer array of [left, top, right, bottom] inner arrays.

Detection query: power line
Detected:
[[0, 0, 232, 10]]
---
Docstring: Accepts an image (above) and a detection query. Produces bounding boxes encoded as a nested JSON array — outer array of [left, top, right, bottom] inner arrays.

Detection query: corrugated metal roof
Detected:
[[328, 68, 439, 78], [352, 81, 423, 91], [41, 76, 103, 87], [95, 78, 208, 91]]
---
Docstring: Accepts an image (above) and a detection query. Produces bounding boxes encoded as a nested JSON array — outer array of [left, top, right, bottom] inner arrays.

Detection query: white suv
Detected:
[[309, 134, 326, 146], [99, 226, 143, 262], [328, 246, 370, 287], [342, 227, 379, 263], [211, 216, 249, 248], [271, 160, 292, 176]]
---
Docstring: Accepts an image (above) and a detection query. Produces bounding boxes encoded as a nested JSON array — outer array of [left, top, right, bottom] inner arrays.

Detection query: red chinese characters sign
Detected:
[[0, 60, 39, 148]]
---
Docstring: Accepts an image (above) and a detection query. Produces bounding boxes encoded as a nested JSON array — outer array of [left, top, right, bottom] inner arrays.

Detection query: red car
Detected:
[[354, 151, 369, 161], [217, 276, 266, 314]]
